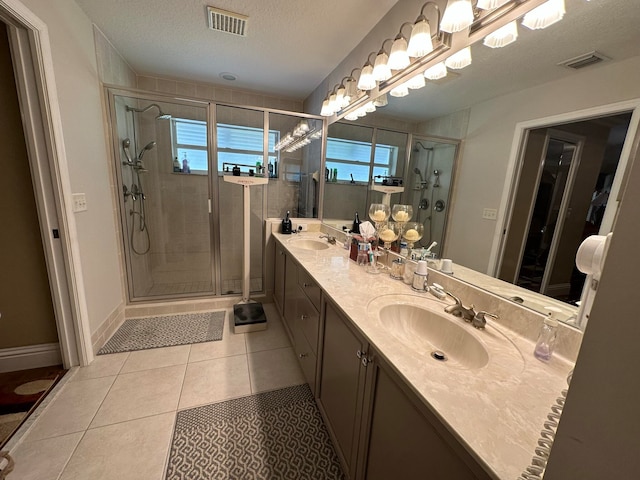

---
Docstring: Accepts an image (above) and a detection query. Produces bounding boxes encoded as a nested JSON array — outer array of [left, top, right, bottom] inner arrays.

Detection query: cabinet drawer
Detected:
[[298, 269, 321, 311], [294, 326, 317, 394], [297, 294, 320, 356]]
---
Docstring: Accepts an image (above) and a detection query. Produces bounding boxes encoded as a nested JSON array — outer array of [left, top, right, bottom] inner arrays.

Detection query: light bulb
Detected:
[[440, 0, 474, 33], [388, 36, 410, 70], [522, 0, 565, 30]]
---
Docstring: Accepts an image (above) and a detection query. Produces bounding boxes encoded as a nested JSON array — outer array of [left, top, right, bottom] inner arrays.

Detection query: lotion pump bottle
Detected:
[[534, 312, 559, 361]]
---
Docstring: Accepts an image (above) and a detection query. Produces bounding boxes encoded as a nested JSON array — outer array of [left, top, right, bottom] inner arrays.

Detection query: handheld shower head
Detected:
[[122, 138, 134, 165], [137, 141, 156, 161], [413, 167, 424, 183]]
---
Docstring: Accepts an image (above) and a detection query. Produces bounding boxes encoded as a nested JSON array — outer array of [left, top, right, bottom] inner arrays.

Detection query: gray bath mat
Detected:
[[165, 384, 344, 480], [98, 311, 225, 355]]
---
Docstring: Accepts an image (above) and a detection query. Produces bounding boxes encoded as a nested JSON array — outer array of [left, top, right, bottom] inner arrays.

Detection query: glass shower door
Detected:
[[110, 93, 214, 300]]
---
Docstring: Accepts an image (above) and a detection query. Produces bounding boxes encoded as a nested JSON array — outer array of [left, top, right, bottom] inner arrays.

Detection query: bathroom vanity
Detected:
[[273, 231, 578, 480]]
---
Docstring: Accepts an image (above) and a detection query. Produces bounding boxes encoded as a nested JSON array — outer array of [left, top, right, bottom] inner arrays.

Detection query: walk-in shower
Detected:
[[408, 139, 458, 257]]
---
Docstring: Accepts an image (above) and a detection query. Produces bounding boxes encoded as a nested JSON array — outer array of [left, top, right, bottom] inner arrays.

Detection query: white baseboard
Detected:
[[0, 343, 62, 373]]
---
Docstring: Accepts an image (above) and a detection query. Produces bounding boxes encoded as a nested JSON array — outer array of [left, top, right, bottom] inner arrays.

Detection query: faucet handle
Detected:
[[472, 311, 499, 330]]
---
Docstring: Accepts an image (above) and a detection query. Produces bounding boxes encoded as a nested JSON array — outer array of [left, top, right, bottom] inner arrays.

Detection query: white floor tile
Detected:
[[10, 432, 83, 480], [90, 364, 185, 428], [60, 412, 175, 480], [70, 352, 129, 382], [26, 376, 115, 441], [244, 306, 291, 353], [179, 355, 251, 409], [188, 315, 246, 363], [247, 346, 305, 393], [120, 345, 190, 374]]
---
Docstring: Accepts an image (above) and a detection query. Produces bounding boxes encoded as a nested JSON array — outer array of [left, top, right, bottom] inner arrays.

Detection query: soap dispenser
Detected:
[[281, 211, 292, 234], [534, 311, 559, 361]]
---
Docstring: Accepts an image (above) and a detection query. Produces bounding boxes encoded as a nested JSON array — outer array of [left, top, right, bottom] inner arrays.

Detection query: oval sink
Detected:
[[378, 303, 489, 369], [288, 238, 330, 250]]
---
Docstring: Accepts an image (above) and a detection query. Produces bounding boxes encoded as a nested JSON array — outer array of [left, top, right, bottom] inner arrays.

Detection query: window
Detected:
[[326, 138, 398, 182], [171, 119, 279, 174]]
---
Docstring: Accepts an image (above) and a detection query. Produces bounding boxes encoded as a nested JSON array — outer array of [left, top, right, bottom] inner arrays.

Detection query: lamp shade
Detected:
[[320, 99, 332, 117], [483, 21, 518, 48], [373, 51, 392, 81], [390, 82, 409, 98], [373, 93, 388, 107], [357, 63, 377, 91], [440, 0, 474, 33], [407, 18, 434, 58], [344, 78, 358, 103], [407, 73, 426, 90], [424, 61, 447, 80], [345, 111, 359, 121], [388, 36, 410, 70], [445, 46, 472, 69], [522, 0, 565, 30]]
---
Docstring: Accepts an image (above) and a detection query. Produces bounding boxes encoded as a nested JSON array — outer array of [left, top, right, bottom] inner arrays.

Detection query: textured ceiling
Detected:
[[74, 0, 399, 99]]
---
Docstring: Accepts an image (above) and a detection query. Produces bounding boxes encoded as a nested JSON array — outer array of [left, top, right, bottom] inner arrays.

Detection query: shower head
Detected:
[[413, 142, 433, 152], [137, 141, 156, 161], [413, 167, 424, 183], [122, 138, 133, 165], [126, 103, 171, 120]]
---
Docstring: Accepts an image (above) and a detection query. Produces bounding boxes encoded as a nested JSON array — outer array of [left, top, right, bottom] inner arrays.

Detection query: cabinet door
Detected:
[[274, 245, 286, 315], [359, 353, 490, 480], [318, 299, 368, 479], [283, 254, 299, 338]]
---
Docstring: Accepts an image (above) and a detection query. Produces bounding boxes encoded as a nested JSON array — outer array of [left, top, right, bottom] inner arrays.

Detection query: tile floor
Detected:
[[8, 303, 305, 480]]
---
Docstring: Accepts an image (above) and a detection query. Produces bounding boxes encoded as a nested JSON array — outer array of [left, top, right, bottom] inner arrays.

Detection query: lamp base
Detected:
[[233, 302, 267, 334]]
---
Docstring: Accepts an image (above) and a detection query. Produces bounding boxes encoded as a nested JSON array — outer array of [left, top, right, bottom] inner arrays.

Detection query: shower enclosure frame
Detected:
[[105, 86, 324, 303]]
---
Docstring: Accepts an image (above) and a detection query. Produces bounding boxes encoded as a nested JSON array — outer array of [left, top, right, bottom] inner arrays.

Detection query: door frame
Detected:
[[491, 99, 640, 277], [1, 0, 92, 366]]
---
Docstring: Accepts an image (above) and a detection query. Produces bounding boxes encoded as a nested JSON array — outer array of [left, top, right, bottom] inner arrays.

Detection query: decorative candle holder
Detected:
[[402, 222, 424, 256], [367, 203, 390, 274]]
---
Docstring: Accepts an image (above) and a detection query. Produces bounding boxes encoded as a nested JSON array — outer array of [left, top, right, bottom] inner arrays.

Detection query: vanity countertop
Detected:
[[274, 232, 575, 480]]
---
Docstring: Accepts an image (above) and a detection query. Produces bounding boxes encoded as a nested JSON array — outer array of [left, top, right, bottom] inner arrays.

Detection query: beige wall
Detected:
[[0, 21, 58, 348]]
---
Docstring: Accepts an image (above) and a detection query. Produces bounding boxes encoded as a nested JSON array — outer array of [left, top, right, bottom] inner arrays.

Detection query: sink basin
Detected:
[[378, 303, 489, 369], [367, 294, 524, 372], [288, 238, 330, 250]]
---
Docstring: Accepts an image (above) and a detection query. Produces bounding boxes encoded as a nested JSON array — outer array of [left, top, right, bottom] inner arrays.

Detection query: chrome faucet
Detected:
[[471, 311, 499, 330], [443, 290, 477, 321], [319, 234, 336, 245]]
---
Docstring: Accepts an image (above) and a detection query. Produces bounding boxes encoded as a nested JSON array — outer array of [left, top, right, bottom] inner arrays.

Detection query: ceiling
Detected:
[[74, 0, 399, 99], [75, 0, 640, 120]]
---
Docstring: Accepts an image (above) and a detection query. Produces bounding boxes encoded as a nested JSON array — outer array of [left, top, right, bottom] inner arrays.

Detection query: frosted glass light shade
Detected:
[[357, 64, 377, 91], [344, 78, 358, 103], [424, 62, 447, 80], [522, 0, 565, 30], [477, 0, 510, 9], [328, 93, 339, 114], [407, 73, 426, 90], [364, 101, 376, 113], [356, 106, 368, 118], [390, 82, 409, 98], [388, 36, 410, 70], [373, 93, 388, 107], [440, 0, 474, 33], [335, 86, 346, 107], [445, 47, 472, 69], [483, 21, 518, 48], [373, 51, 392, 81], [320, 99, 332, 117], [407, 19, 434, 58], [345, 111, 359, 121]]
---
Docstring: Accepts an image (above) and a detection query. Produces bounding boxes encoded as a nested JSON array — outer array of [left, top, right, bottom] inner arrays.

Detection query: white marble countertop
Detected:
[[274, 232, 575, 480]]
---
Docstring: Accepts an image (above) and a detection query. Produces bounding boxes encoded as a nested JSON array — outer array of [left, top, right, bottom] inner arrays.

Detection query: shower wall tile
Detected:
[[176, 81, 197, 97], [92, 26, 136, 88], [416, 108, 471, 140], [156, 78, 177, 94], [137, 76, 157, 91]]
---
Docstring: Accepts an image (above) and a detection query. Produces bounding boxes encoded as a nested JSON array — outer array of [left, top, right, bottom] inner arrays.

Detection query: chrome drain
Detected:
[[431, 350, 447, 362]]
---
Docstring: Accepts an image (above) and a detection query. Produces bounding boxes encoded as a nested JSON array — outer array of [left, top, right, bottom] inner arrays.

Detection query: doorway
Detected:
[[499, 112, 632, 304]]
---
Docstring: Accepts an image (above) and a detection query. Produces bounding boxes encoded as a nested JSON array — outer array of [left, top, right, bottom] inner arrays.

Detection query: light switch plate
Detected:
[[72, 193, 87, 212], [482, 208, 497, 220]]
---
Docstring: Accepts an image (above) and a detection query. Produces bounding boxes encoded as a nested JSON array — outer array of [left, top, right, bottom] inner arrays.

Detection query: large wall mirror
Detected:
[[318, 0, 640, 330]]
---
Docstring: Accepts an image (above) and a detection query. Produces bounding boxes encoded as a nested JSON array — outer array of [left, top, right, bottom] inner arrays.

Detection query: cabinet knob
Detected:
[[299, 352, 308, 358], [356, 350, 365, 359], [303, 282, 309, 288], [300, 314, 308, 321]]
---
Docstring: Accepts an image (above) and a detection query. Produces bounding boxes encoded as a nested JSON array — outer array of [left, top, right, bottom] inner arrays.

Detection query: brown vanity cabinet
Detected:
[[273, 244, 286, 315]]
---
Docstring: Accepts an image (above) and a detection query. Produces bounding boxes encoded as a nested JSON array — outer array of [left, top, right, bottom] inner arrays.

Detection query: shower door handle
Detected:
[[208, 199, 212, 214]]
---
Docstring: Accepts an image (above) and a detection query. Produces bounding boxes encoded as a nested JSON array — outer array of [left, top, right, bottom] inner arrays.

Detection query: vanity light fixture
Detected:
[[388, 23, 413, 70], [357, 53, 378, 91], [522, 0, 565, 30], [477, 0, 511, 9], [407, 73, 427, 90], [373, 39, 393, 81], [390, 81, 410, 98], [424, 61, 448, 80], [483, 20, 518, 48], [445, 46, 472, 69], [407, 2, 442, 58], [440, 0, 474, 33]]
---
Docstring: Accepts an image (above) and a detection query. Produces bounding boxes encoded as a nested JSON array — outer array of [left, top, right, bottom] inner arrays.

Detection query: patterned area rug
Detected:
[[98, 311, 225, 355], [165, 384, 344, 480]]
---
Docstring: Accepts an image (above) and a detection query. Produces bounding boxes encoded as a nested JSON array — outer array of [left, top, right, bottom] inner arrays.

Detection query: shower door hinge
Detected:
[[52, 229, 60, 238]]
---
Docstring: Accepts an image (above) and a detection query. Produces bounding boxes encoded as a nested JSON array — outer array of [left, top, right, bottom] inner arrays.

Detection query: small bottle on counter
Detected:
[[352, 212, 361, 234], [173, 157, 181, 173], [534, 312, 559, 361]]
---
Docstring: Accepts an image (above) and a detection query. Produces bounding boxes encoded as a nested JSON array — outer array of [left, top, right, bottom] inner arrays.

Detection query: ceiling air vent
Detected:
[[558, 51, 610, 70], [207, 6, 248, 37]]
